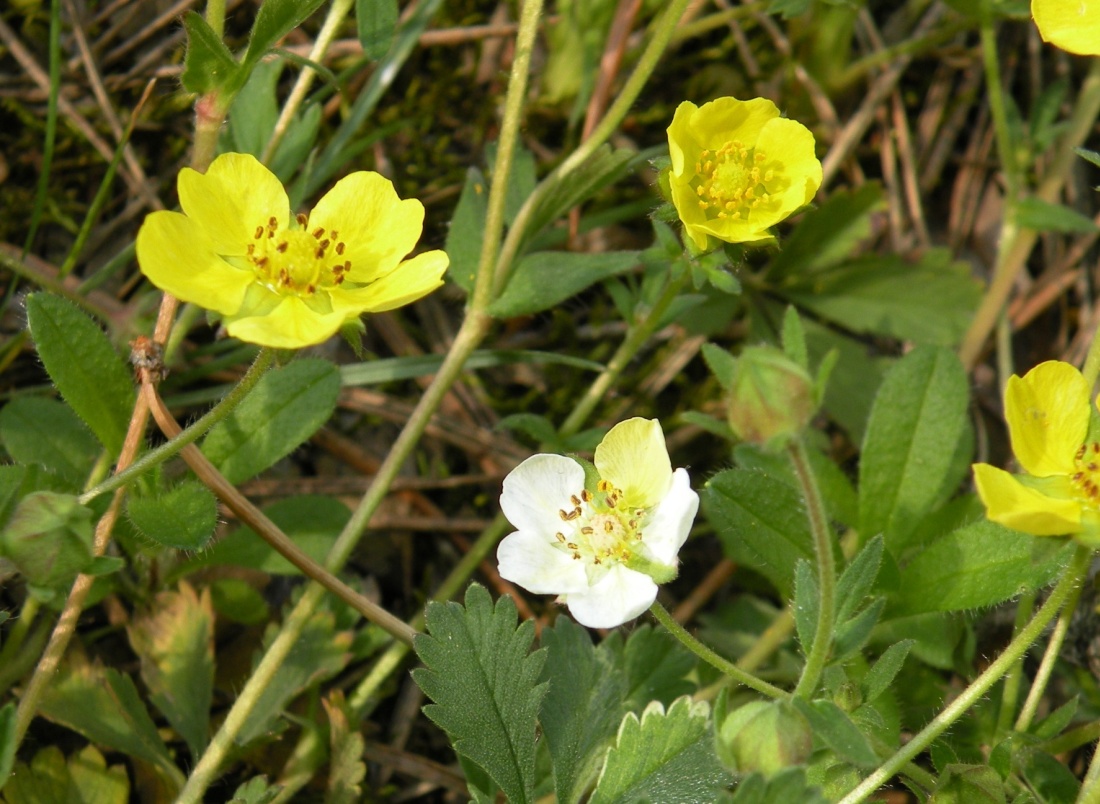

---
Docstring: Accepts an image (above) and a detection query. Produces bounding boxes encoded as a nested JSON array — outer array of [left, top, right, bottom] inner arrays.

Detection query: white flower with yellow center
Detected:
[[497, 418, 699, 628]]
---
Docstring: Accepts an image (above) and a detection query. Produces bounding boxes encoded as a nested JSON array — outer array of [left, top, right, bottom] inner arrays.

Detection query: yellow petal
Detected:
[[594, 418, 673, 508], [224, 295, 348, 348], [666, 101, 700, 178], [330, 250, 447, 316], [689, 96, 779, 150], [973, 463, 1083, 536], [136, 210, 253, 315], [1032, 0, 1100, 56], [177, 153, 289, 256], [310, 171, 425, 283], [1005, 360, 1089, 477], [756, 117, 822, 213]]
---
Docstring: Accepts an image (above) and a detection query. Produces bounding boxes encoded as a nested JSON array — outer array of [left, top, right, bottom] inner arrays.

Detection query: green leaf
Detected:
[[835, 536, 883, 624], [833, 597, 885, 659], [323, 693, 366, 804], [127, 480, 218, 551], [2, 745, 129, 804], [861, 640, 914, 703], [888, 521, 1072, 616], [0, 491, 95, 597], [0, 397, 100, 487], [243, 0, 326, 70], [768, 183, 884, 280], [181, 495, 350, 576], [622, 625, 696, 710], [589, 697, 730, 803], [26, 293, 134, 457], [1033, 697, 1078, 740], [539, 618, 627, 804], [727, 768, 829, 804], [228, 776, 282, 804], [445, 167, 488, 293], [339, 349, 604, 386], [793, 559, 818, 655], [1016, 197, 1098, 234], [412, 585, 547, 804], [701, 342, 737, 391], [792, 698, 878, 769], [180, 11, 239, 95], [224, 58, 282, 160], [202, 358, 341, 484], [784, 251, 983, 346], [237, 606, 353, 745], [489, 251, 638, 318], [37, 655, 179, 786], [859, 346, 970, 553], [127, 583, 215, 759], [1019, 749, 1080, 802], [703, 468, 814, 597], [356, 0, 398, 59], [524, 146, 635, 245]]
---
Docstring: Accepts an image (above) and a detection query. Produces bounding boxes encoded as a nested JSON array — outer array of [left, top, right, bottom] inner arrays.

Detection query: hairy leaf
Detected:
[[127, 480, 218, 551], [356, 0, 398, 59], [489, 251, 639, 318], [0, 398, 99, 487]]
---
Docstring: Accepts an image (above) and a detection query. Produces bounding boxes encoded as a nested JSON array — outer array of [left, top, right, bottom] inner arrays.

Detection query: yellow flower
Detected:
[[136, 153, 448, 349], [666, 97, 822, 252], [972, 361, 1100, 543], [1032, 0, 1100, 56]]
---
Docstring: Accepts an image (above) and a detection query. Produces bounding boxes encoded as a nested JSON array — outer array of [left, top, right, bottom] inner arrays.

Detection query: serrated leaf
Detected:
[[835, 536, 883, 624], [228, 776, 282, 804], [237, 606, 353, 745], [202, 358, 341, 484], [127, 582, 215, 759], [323, 692, 366, 804], [26, 293, 134, 457], [1016, 197, 1098, 234], [36, 654, 180, 786], [539, 618, 626, 804], [859, 346, 970, 553], [589, 697, 730, 803], [784, 251, 982, 346], [181, 495, 350, 576], [489, 251, 638, 318], [412, 585, 547, 804], [768, 183, 884, 280], [622, 625, 696, 711], [703, 468, 814, 597], [0, 397, 100, 487], [127, 480, 218, 551], [793, 698, 878, 769], [888, 521, 1072, 616], [180, 11, 239, 95], [445, 167, 488, 293], [356, 0, 398, 59], [3, 745, 129, 804], [861, 640, 914, 703]]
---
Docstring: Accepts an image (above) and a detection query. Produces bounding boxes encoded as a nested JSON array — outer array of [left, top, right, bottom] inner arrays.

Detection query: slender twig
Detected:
[[1015, 578, 1085, 733]]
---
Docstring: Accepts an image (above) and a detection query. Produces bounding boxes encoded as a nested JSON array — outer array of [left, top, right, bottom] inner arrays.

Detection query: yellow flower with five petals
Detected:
[[136, 153, 448, 349], [666, 97, 822, 252], [972, 360, 1100, 544], [1031, 0, 1100, 56]]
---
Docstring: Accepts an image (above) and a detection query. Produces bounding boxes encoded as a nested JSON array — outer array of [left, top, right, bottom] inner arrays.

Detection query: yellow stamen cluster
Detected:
[[247, 212, 351, 297], [693, 140, 775, 222], [1072, 442, 1100, 505], [554, 482, 647, 566]]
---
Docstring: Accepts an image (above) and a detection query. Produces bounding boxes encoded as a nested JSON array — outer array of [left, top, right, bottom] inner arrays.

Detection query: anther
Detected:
[[335, 242, 345, 255], [555, 532, 566, 543], [571, 494, 581, 507], [276, 241, 288, 253], [296, 213, 307, 226], [254, 226, 264, 239]]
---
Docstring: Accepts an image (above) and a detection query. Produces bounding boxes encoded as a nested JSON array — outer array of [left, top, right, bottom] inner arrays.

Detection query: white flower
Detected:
[[496, 418, 699, 628]]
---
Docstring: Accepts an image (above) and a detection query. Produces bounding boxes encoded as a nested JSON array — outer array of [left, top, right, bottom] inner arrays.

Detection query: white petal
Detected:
[[499, 454, 585, 536], [563, 566, 658, 628], [497, 529, 588, 595], [643, 468, 699, 564]]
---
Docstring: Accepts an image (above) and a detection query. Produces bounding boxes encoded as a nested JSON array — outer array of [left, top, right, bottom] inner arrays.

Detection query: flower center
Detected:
[[692, 141, 775, 222], [1072, 442, 1100, 506], [247, 213, 350, 297], [553, 481, 647, 567]]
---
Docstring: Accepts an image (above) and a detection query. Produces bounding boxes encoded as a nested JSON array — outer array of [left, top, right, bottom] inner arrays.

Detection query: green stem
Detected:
[[0, 597, 40, 686], [560, 269, 688, 436], [995, 588, 1034, 736], [1016, 576, 1085, 733], [78, 349, 276, 505], [493, 0, 691, 294], [650, 601, 785, 699], [1081, 321, 1100, 388], [791, 438, 836, 699], [1081, 749, 1100, 804], [838, 544, 1093, 804]]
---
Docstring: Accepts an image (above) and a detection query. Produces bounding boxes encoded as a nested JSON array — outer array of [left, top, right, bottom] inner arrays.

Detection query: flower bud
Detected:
[[929, 764, 1007, 804], [726, 346, 816, 450], [716, 699, 813, 777], [832, 681, 862, 713]]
